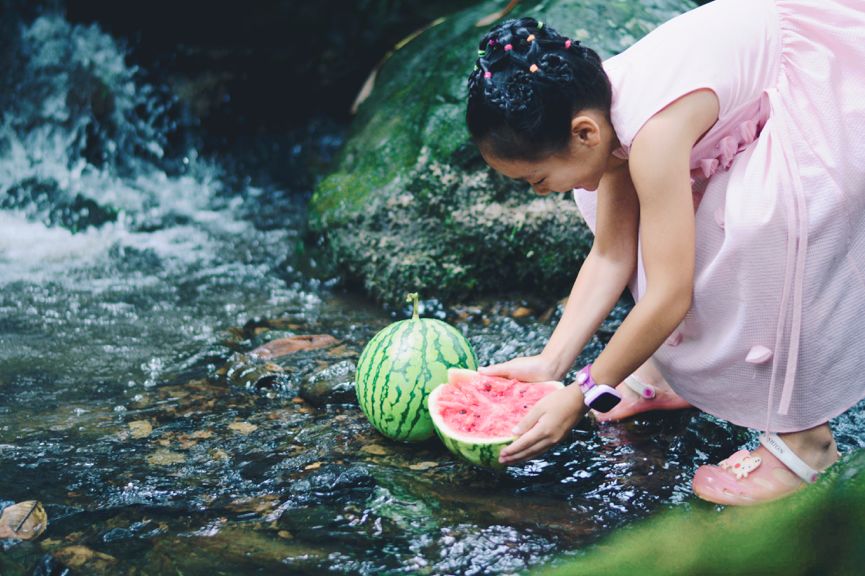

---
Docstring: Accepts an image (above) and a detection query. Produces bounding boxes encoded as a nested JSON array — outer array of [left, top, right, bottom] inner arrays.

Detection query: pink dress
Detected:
[[573, 0, 865, 432]]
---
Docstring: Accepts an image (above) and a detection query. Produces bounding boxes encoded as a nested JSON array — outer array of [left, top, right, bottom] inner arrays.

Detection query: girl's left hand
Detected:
[[498, 385, 586, 465]]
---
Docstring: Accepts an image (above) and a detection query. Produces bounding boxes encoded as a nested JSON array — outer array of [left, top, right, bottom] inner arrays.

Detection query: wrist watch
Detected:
[[575, 364, 622, 412]]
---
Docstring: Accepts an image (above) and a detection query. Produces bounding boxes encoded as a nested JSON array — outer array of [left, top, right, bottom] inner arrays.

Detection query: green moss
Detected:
[[310, 0, 696, 305], [536, 451, 865, 576]]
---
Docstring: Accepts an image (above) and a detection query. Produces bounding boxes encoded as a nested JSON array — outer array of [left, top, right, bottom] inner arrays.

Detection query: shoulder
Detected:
[[630, 89, 720, 171]]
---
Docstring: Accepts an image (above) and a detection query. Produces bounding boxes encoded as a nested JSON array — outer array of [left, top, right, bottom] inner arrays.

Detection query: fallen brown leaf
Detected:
[[128, 420, 153, 439], [360, 444, 388, 456], [53, 545, 116, 570], [0, 501, 48, 541], [211, 448, 229, 461], [250, 334, 339, 360], [146, 449, 186, 466], [228, 421, 258, 435], [511, 306, 534, 319]]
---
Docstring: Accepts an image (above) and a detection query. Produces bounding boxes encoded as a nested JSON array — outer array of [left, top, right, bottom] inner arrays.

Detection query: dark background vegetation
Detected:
[[3, 0, 709, 144]]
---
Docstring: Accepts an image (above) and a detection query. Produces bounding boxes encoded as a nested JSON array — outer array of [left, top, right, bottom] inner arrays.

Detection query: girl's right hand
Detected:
[[478, 354, 561, 382]]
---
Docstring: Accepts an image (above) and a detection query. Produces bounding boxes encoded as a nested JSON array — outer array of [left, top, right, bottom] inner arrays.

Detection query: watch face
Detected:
[[589, 391, 621, 413]]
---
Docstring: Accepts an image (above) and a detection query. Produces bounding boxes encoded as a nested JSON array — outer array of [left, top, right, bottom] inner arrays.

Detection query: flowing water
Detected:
[[2, 11, 864, 576]]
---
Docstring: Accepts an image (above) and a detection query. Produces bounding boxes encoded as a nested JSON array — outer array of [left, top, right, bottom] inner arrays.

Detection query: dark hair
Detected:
[[466, 17, 611, 161]]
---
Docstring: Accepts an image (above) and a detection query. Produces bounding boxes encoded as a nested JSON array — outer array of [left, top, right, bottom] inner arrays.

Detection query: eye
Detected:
[[532, 177, 546, 186]]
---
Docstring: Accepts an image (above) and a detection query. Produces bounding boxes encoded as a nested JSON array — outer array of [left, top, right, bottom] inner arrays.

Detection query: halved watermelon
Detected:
[[428, 368, 564, 469]]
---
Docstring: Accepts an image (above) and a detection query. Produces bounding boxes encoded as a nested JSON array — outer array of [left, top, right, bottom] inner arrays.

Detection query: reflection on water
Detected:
[[1, 9, 864, 576]]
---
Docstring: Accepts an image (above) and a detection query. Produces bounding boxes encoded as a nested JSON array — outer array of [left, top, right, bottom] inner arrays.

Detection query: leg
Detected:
[[592, 356, 692, 422], [693, 422, 841, 506]]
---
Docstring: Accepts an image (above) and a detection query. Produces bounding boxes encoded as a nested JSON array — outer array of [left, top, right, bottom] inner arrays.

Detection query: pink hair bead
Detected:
[[484, 71, 492, 79], [565, 39, 572, 49], [488, 39, 496, 46], [529, 64, 539, 73], [527, 34, 535, 42], [504, 43, 513, 51]]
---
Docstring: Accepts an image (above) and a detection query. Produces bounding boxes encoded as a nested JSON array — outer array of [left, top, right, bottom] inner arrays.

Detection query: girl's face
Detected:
[[479, 110, 618, 195]]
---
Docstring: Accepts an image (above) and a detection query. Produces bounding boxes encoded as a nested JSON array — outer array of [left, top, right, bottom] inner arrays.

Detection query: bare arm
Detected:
[[542, 162, 640, 379], [589, 89, 719, 387]]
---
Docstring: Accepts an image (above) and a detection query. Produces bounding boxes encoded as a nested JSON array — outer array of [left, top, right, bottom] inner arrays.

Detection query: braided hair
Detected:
[[466, 17, 611, 161]]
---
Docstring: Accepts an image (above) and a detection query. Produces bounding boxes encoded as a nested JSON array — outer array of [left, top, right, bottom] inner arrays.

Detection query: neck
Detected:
[[604, 128, 628, 174]]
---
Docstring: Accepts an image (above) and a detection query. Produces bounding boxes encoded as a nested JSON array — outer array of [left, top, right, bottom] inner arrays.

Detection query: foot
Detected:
[[591, 361, 692, 423], [693, 425, 840, 506]]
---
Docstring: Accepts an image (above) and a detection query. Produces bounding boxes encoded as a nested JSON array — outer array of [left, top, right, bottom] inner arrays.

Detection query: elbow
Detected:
[[671, 285, 693, 321], [644, 281, 693, 324]]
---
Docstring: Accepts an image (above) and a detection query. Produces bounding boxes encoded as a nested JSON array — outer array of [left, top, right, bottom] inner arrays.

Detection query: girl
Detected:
[[466, 0, 865, 505]]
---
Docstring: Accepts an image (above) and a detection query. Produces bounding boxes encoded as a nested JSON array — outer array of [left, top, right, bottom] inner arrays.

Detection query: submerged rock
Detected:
[[309, 0, 696, 306], [299, 360, 357, 406]]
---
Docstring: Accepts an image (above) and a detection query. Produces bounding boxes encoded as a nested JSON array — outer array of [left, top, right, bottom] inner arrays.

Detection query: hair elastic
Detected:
[[537, 21, 544, 29], [504, 43, 513, 51], [478, 49, 485, 56]]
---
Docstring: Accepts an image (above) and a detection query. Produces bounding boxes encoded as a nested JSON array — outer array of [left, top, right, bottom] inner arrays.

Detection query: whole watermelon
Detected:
[[355, 293, 478, 442]]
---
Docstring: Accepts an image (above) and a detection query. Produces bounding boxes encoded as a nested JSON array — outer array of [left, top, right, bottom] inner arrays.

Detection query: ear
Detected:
[[570, 114, 601, 147]]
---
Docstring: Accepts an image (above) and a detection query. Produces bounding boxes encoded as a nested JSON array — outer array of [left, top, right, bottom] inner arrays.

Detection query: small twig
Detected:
[[14, 501, 38, 533]]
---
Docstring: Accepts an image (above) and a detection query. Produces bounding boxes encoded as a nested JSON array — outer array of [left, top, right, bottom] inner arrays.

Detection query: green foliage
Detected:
[[536, 450, 865, 576]]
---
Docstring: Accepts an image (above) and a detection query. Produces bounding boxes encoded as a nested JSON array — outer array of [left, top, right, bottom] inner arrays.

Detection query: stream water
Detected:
[[2, 10, 865, 576]]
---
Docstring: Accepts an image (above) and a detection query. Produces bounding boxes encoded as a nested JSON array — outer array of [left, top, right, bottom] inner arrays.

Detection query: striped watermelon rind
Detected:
[[429, 369, 565, 469], [355, 301, 478, 443]]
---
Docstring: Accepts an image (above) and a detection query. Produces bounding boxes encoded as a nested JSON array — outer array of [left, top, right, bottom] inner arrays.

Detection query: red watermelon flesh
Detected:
[[434, 369, 563, 439]]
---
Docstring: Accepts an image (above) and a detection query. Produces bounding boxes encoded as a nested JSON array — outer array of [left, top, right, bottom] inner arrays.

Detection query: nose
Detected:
[[532, 184, 550, 196]]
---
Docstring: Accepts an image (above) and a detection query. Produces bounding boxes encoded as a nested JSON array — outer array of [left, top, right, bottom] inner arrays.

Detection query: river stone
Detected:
[[299, 360, 357, 406], [309, 0, 696, 306]]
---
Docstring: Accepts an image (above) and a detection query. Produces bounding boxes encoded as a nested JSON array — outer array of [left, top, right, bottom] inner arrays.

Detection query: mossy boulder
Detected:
[[536, 450, 865, 576], [309, 0, 696, 306]]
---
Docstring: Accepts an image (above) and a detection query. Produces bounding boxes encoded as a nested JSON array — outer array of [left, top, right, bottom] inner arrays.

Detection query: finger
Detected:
[[499, 422, 545, 460], [501, 437, 552, 464], [512, 403, 543, 436], [478, 363, 512, 377]]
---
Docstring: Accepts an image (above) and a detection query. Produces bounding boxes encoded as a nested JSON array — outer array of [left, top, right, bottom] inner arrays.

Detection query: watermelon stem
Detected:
[[406, 292, 420, 320]]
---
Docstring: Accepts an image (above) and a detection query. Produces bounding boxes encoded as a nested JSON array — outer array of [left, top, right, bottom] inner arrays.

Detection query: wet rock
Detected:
[[52, 546, 117, 572], [100, 527, 134, 543], [1, 177, 118, 232], [30, 554, 72, 576], [225, 353, 289, 391], [299, 360, 357, 406], [143, 527, 328, 572], [289, 464, 376, 505], [309, 0, 695, 306]]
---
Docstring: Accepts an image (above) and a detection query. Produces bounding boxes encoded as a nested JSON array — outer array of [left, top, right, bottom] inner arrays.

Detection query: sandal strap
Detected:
[[624, 374, 656, 399], [759, 433, 820, 484]]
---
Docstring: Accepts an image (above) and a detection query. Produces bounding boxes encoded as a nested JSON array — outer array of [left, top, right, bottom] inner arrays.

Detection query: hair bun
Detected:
[[466, 18, 612, 160]]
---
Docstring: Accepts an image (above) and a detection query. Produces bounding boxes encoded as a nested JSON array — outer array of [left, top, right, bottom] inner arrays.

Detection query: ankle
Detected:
[[777, 424, 839, 470]]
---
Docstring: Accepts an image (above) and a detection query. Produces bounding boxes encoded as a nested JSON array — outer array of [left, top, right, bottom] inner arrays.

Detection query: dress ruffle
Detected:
[[692, 119, 761, 182]]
